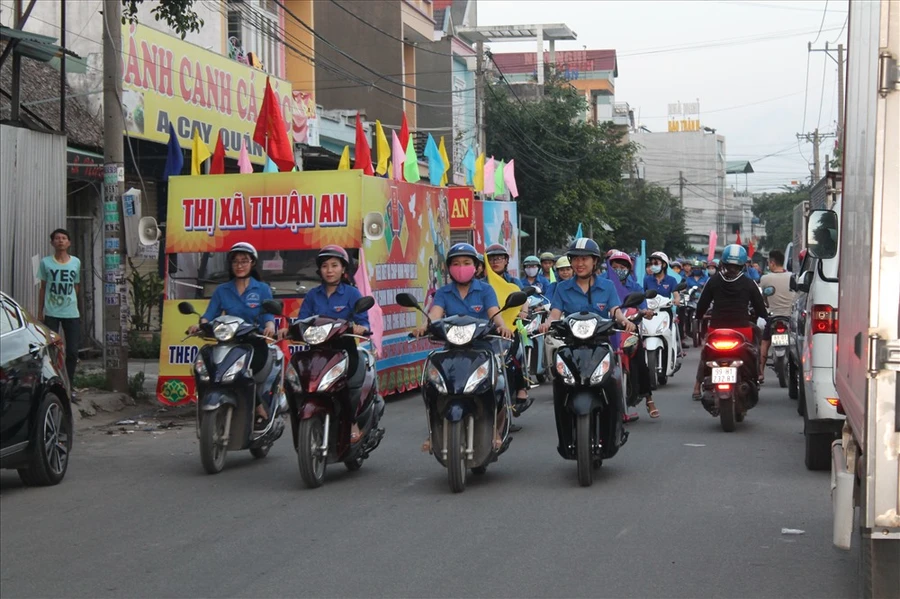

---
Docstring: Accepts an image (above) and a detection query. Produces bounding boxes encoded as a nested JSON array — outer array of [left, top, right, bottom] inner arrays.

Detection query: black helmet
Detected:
[[446, 242, 482, 267], [316, 245, 350, 269], [485, 243, 510, 258], [566, 237, 602, 259]]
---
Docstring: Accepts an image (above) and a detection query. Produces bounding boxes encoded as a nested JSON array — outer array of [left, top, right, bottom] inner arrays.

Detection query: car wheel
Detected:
[[788, 358, 799, 400], [17, 393, 71, 486]]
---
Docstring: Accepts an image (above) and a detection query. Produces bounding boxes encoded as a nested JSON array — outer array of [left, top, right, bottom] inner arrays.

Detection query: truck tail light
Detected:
[[811, 304, 838, 334]]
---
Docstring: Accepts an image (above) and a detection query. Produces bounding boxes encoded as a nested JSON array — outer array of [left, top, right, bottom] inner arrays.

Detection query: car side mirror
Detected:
[[178, 302, 198, 315], [353, 296, 375, 314], [262, 299, 284, 315], [797, 271, 813, 293]]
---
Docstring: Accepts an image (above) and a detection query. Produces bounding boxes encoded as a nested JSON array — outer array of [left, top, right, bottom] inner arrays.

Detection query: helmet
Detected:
[[316, 244, 350, 269], [446, 242, 482, 266], [608, 251, 633, 269], [227, 242, 258, 263], [721, 244, 748, 266], [566, 237, 602, 259], [605, 248, 619, 258], [711, 259, 720, 266], [555, 256, 571, 269], [697, 260, 707, 268], [523, 255, 541, 267], [671, 260, 682, 268], [485, 243, 510, 258], [539, 252, 556, 262], [650, 251, 670, 266]]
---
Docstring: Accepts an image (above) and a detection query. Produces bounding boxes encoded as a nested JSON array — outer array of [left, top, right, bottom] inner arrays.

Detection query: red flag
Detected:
[[353, 114, 374, 175], [252, 77, 294, 172], [399, 112, 410, 154], [748, 240, 756, 258], [210, 130, 226, 174], [735, 229, 742, 246]]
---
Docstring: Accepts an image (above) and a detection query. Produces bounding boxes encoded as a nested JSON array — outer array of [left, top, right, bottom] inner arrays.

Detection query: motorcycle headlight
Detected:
[[446, 323, 477, 346], [318, 357, 348, 392], [555, 354, 575, 385], [222, 354, 247, 383], [463, 360, 491, 394], [302, 323, 334, 345], [655, 316, 669, 334], [570, 318, 598, 340], [193, 355, 210, 382], [425, 363, 448, 394], [589, 354, 612, 385], [213, 321, 239, 342], [646, 298, 660, 311]]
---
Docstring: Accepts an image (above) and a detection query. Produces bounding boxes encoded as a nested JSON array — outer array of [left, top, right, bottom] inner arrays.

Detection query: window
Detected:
[[226, 0, 283, 78], [0, 299, 22, 335]]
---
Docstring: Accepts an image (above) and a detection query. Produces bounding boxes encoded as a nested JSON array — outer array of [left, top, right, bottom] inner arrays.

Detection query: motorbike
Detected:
[[685, 286, 703, 347], [283, 296, 385, 489], [523, 289, 552, 385], [549, 291, 648, 487], [179, 301, 287, 474], [617, 294, 656, 410], [759, 287, 790, 388], [396, 291, 528, 493], [640, 282, 687, 388]]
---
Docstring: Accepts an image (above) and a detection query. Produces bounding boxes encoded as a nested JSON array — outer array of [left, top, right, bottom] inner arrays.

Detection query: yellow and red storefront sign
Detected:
[[447, 187, 475, 230], [121, 23, 292, 164]]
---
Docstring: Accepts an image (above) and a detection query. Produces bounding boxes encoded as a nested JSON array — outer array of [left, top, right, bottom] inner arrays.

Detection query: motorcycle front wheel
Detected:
[[647, 350, 659, 391], [298, 417, 327, 488], [576, 414, 593, 487], [199, 407, 229, 474], [447, 420, 467, 493]]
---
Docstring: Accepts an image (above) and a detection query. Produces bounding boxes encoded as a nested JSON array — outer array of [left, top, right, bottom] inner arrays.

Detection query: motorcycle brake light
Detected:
[[774, 322, 788, 333], [710, 338, 740, 351], [716, 384, 731, 391]]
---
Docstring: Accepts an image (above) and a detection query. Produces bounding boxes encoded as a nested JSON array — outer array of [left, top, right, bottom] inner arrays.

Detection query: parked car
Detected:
[[0, 291, 74, 485]]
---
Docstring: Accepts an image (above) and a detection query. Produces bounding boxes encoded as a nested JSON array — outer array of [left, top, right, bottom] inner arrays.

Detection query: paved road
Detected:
[[1, 350, 857, 598]]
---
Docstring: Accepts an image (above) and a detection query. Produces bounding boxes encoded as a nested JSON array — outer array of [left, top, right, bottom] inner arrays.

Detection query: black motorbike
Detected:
[[396, 291, 527, 493], [179, 300, 286, 474], [685, 285, 703, 347], [549, 291, 647, 487]]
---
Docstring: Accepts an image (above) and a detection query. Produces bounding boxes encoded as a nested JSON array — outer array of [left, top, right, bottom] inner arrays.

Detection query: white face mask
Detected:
[[524, 266, 539, 277], [650, 265, 662, 274]]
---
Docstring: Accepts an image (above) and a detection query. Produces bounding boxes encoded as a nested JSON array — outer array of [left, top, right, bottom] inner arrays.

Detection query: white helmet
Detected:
[[227, 242, 258, 262], [650, 251, 670, 267]]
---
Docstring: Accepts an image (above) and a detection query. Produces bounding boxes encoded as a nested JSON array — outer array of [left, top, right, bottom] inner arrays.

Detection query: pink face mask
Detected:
[[450, 264, 476, 284]]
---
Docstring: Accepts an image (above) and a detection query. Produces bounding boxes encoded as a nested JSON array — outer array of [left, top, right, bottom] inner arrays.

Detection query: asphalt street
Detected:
[[0, 349, 858, 598]]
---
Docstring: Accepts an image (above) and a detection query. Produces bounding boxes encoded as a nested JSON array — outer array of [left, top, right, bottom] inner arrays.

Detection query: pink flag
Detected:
[[483, 157, 495, 195], [391, 130, 405, 181], [503, 159, 518, 198], [238, 138, 253, 174], [354, 245, 384, 356], [707, 230, 718, 262]]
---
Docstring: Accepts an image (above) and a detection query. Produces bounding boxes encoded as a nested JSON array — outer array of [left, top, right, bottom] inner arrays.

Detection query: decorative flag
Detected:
[[386, 159, 392, 178], [354, 245, 384, 356], [636, 240, 647, 284], [462, 146, 476, 186], [735, 229, 742, 247], [264, 158, 278, 173], [474, 153, 485, 191], [748, 240, 756, 259], [238, 137, 253, 174], [404, 137, 421, 183], [424, 134, 444, 186], [399, 112, 410, 152], [252, 77, 294, 172], [391, 131, 405, 181], [438, 136, 451, 186], [575, 223, 583, 239], [161, 123, 183, 181], [190, 128, 210, 175], [484, 157, 495, 195], [503, 159, 519, 198], [353, 114, 374, 175], [494, 159, 506, 197], [210, 130, 226, 175], [707, 230, 717, 262], [337, 146, 351, 170], [484, 253, 522, 331], [374, 120, 389, 176]]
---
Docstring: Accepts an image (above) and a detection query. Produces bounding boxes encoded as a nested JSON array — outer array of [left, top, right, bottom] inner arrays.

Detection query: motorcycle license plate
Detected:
[[711, 367, 737, 384], [771, 334, 789, 346]]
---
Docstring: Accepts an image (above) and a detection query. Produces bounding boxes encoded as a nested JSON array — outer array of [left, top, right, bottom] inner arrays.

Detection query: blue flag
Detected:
[[636, 240, 647, 286], [462, 146, 476, 186], [264, 157, 278, 173], [424, 134, 445, 186], [575, 223, 584, 239], [161, 123, 183, 181]]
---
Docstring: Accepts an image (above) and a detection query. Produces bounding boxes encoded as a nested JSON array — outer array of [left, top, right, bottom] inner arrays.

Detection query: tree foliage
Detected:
[[122, 0, 203, 39], [606, 182, 689, 256], [752, 185, 810, 251]]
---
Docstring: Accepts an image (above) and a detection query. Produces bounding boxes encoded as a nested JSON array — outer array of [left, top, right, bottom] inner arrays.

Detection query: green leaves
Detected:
[[122, 0, 204, 39], [752, 185, 810, 251]]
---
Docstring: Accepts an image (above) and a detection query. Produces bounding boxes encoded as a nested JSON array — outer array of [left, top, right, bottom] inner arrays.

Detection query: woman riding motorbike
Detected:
[[546, 256, 573, 299], [522, 255, 552, 293]]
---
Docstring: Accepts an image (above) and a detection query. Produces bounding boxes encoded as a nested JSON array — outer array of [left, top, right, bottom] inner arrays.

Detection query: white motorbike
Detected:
[[641, 284, 687, 388]]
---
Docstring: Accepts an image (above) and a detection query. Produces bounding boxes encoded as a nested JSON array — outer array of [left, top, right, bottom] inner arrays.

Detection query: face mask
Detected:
[[524, 266, 539, 277], [614, 268, 629, 281], [707, 269, 716, 276], [650, 265, 662, 274], [450, 264, 476, 284]]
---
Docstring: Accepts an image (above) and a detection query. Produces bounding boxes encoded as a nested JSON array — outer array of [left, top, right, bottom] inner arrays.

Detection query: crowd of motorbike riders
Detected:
[[184, 235, 793, 486]]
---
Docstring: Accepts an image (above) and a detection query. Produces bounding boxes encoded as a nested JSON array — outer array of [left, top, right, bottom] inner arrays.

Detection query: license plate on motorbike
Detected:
[[771, 334, 789, 346], [711, 367, 737, 384]]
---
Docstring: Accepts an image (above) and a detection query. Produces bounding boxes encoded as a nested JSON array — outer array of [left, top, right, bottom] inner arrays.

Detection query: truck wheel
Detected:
[[788, 358, 799, 399], [859, 493, 900, 599]]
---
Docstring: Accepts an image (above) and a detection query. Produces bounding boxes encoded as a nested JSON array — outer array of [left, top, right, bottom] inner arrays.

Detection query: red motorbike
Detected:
[[698, 325, 760, 432], [283, 296, 385, 488]]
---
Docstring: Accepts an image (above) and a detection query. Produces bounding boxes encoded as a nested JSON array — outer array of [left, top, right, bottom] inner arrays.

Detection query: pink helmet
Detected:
[[608, 251, 633, 270]]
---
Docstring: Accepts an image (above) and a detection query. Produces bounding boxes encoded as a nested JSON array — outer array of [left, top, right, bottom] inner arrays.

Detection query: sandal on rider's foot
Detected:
[[253, 415, 268, 432], [421, 437, 432, 453], [492, 434, 503, 451], [691, 392, 702, 401], [646, 399, 660, 418], [350, 427, 363, 444]]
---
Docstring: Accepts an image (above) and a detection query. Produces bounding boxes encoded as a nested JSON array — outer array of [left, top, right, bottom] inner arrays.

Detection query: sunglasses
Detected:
[[232, 259, 252, 266]]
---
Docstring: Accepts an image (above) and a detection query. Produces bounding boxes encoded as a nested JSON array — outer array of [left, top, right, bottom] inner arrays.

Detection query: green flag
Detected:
[[404, 138, 421, 183], [495, 159, 506, 197]]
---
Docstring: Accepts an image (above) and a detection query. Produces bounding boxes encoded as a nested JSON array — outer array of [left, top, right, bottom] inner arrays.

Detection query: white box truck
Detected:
[[824, 0, 899, 596]]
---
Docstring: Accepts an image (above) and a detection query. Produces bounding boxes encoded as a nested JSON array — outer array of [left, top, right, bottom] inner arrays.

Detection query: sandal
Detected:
[[492, 432, 503, 450], [350, 425, 363, 444], [646, 399, 660, 418], [253, 415, 268, 432], [421, 436, 432, 453], [691, 392, 702, 401]]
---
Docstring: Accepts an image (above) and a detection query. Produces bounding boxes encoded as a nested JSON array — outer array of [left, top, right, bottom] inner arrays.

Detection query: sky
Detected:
[[476, 0, 849, 193]]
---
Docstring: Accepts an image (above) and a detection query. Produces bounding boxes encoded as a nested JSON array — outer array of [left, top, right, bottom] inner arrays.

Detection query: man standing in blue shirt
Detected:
[[38, 228, 82, 389]]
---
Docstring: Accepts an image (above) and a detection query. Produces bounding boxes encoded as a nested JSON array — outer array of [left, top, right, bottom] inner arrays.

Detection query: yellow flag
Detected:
[[474, 153, 485, 191], [375, 120, 390, 175], [484, 253, 521, 330], [387, 158, 392, 175], [438, 136, 451, 186], [191, 129, 211, 175], [337, 145, 351, 170]]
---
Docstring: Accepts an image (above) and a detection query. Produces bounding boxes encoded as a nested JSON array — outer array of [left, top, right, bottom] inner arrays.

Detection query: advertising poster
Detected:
[[481, 200, 520, 277]]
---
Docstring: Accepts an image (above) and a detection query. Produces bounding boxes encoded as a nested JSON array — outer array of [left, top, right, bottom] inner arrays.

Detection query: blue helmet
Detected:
[[567, 237, 602, 259], [446, 243, 482, 267], [721, 244, 748, 266]]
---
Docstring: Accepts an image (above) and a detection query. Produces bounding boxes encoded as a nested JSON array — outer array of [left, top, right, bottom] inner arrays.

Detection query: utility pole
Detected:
[[678, 170, 685, 207], [796, 128, 835, 183], [475, 40, 485, 155], [102, 0, 128, 392], [837, 43, 844, 151]]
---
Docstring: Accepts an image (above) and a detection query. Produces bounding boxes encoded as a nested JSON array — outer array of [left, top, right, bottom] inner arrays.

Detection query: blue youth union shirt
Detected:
[[433, 278, 499, 320], [298, 283, 370, 328], [202, 277, 275, 329], [551, 275, 620, 318], [521, 274, 552, 294], [643, 274, 679, 298]]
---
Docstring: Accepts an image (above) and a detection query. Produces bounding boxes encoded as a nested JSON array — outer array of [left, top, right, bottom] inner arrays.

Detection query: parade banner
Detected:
[[481, 200, 520, 277], [166, 171, 364, 254], [447, 187, 475, 230], [121, 23, 292, 164]]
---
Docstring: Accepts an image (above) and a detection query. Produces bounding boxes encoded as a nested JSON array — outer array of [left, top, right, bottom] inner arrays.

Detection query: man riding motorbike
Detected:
[[522, 255, 552, 293], [757, 249, 794, 383], [691, 244, 769, 400]]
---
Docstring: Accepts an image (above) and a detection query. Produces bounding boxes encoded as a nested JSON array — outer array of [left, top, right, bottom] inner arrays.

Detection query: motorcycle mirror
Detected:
[[354, 296, 376, 314], [262, 299, 284, 315], [524, 285, 539, 297], [762, 286, 776, 297], [645, 289, 659, 299], [622, 292, 646, 309], [395, 292, 421, 309], [789, 277, 797, 292], [502, 291, 528, 311], [675, 281, 688, 292], [177, 302, 198, 316]]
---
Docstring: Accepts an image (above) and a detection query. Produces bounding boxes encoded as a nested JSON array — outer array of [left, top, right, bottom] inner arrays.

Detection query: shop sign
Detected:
[[447, 187, 475, 230], [67, 149, 103, 181]]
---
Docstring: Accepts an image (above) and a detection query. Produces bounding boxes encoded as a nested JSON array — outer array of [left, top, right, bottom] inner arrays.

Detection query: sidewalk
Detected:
[[74, 359, 161, 431]]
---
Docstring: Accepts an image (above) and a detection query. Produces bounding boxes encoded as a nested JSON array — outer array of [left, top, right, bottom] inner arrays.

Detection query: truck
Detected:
[[824, 0, 899, 596]]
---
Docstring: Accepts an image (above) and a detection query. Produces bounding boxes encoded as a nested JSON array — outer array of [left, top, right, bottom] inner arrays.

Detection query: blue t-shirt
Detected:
[[686, 273, 708, 288], [433, 278, 499, 320], [298, 282, 370, 328], [745, 267, 761, 282], [551, 275, 620, 319], [38, 256, 81, 318], [521, 274, 552, 295], [643, 274, 680, 298], [499, 272, 521, 288], [202, 277, 275, 329]]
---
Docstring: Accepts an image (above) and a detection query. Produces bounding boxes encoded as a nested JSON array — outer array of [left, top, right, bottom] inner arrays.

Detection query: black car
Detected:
[[0, 292, 73, 485]]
